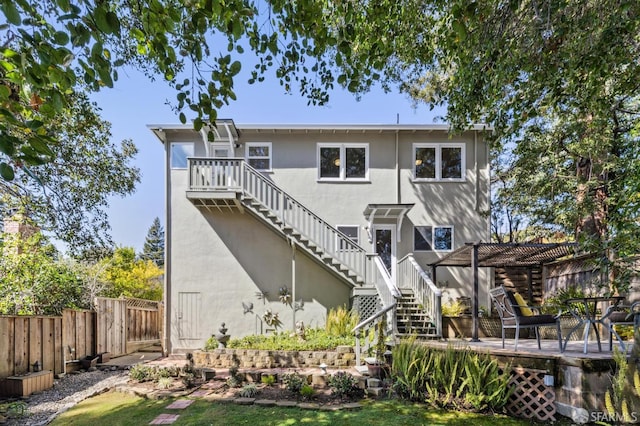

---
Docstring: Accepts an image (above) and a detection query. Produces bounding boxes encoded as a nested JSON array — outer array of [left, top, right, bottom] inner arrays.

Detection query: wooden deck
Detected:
[[422, 337, 628, 422], [428, 336, 628, 361]]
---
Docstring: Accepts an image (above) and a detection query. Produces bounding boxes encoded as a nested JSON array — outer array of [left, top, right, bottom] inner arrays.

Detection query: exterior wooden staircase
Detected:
[[395, 290, 438, 337], [186, 158, 443, 362]]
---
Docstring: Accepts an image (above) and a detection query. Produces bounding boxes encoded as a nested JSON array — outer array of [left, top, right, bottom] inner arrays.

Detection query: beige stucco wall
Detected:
[[162, 125, 491, 352]]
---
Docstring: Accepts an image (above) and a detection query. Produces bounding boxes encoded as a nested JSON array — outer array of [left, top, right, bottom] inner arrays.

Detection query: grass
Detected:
[[50, 391, 547, 426]]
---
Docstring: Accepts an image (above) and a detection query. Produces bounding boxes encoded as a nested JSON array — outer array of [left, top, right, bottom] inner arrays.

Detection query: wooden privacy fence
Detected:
[[0, 310, 94, 378], [0, 298, 163, 379], [95, 297, 163, 357]]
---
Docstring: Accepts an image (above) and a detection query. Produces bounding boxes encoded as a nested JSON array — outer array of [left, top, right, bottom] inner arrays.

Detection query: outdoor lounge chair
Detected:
[[489, 285, 562, 351], [606, 301, 640, 351]]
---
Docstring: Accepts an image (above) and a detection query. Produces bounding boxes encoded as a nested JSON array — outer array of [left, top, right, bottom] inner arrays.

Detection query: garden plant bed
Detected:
[[120, 367, 372, 409]]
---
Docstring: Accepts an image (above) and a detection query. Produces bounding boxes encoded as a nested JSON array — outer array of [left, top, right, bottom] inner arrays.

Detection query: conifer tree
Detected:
[[141, 218, 164, 268]]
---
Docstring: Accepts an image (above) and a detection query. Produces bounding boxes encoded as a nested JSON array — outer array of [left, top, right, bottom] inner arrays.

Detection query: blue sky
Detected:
[[93, 67, 444, 251]]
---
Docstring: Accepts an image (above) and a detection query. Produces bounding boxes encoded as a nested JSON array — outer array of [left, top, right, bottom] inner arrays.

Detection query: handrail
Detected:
[[352, 303, 396, 332], [397, 254, 442, 337], [352, 303, 396, 366]]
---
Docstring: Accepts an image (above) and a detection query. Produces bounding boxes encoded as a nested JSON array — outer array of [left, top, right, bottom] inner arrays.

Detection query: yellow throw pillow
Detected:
[[513, 292, 534, 316]]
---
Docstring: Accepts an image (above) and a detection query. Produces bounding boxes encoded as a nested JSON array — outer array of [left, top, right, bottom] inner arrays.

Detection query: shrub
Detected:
[[390, 340, 513, 412], [261, 374, 276, 386], [441, 299, 465, 316], [224, 328, 353, 351], [325, 305, 360, 337], [239, 384, 259, 398], [129, 365, 155, 382], [0, 401, 28, 418], [328, 371, 362, 398], [300, 384, 315, 399], [156, 377, 173, 390], [282, 373, 305, 393]]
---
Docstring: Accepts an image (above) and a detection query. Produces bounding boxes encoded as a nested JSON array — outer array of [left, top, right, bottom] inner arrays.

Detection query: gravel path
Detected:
[[3, 369, 129, 426]]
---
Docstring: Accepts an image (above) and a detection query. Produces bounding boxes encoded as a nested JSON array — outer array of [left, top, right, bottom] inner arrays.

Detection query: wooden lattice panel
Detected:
[[125, 297, 161, 310], [353, 295, 381, 321], [506, 367, 556, 422]]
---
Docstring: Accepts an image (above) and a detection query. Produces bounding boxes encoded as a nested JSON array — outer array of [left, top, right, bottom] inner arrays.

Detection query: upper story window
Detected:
[[318, 143, 369, 181], [170, 142, 194, 169], [246, 142, 272, 171], [413, 143, 465, 181], [414, 225, 454, 252], [337, 225, 360, 250]]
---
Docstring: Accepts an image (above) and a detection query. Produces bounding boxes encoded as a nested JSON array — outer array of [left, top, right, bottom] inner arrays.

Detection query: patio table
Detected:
[[562, 296, 625, 354]]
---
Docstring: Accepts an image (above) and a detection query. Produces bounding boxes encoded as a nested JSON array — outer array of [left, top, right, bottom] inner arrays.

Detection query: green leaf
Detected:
[[28, 137, 54, 157], [179, 112, 186, 124], [2, 2, 21, 25], [193, 117, 203, 131], [105, 11, 120, 35], [230, 61, 241, 76], [452, 20, 467, 41], [93, 6, 112, 34], [0, 162, 14, 181], [53, 31, 69, 45], [0, 134, 16, 156]]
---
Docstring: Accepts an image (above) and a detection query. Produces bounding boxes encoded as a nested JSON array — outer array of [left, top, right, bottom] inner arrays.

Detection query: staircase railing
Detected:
[[397, 254, 442, 337], [352, 304, 396, 367], [188, 158, 369, 283], [367, 255, 401, 307]]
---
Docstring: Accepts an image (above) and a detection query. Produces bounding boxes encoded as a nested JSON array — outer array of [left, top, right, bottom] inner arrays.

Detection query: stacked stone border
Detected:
[[193, 346, 356, 369]]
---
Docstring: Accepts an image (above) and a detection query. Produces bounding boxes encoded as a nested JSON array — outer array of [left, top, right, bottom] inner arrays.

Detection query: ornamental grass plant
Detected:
[[391, 339, 513, 412]]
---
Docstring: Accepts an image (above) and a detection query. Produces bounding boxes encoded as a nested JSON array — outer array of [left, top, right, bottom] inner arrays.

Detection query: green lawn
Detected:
[[49, 391, 546, 426]]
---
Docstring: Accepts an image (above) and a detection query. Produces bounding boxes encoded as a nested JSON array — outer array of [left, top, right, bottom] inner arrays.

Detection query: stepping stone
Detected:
[[320, 405, 343, 411], [275, 400, 298, 408], [342, 403, 363, 410], [234, 397, 256, 405], [165, 399, 194, 409], [149, 413, 180, 424], [189, 390, 211, 398], [255, 399, 276, 406], [298, 402, 320, 410]]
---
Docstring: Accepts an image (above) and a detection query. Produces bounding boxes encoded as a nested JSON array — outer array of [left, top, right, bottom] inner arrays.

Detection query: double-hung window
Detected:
[[318, 143, 369, 181], [170, 142, 194, 169], [413, 143, 465, 181], [414, 225, 454, 252], [246, 142, 272, 171]]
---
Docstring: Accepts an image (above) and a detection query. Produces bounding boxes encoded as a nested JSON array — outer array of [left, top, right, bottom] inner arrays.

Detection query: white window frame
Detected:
[[413, 225, 454, 252], [412, 143, 465, 182], [170, 142, 194, 169], [245, 142, 272, 171], [317, 143, 369, 182], [336, 225, 360, 251]]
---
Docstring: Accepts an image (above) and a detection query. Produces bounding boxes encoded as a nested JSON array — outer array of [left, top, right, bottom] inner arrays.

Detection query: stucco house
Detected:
[[150, 121, 491, 354]]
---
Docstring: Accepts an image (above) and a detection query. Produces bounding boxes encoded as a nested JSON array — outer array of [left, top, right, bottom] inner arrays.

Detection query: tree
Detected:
[[0, 224, 86, 315], [140, 217, 164, 268], [102, 247, 163, 301], [0, 92, 139, 252], [0, 0, 334, 177], [263, 0, 640, 291]]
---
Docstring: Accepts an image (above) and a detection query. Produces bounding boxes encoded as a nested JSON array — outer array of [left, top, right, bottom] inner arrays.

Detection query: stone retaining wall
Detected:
[[193, 346, 356, 369]]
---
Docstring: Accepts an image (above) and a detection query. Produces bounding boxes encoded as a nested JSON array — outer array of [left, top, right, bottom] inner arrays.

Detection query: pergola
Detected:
[[429, 242, 578, 341]]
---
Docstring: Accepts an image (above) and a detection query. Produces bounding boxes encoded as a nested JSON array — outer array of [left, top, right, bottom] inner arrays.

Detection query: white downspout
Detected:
[[395, 129, 400, 204], [474, 131, 479, 212]]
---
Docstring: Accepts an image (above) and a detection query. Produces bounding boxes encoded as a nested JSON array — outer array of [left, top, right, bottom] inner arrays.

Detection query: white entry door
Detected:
[[372, 225, 396, 281]]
